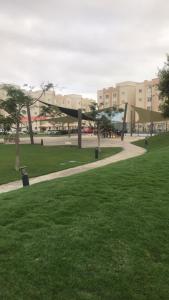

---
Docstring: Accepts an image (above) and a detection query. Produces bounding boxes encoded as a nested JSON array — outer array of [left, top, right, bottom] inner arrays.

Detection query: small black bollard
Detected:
[[20, 166, 29, 187], [144, 137, 148, 148], [95, 147, 99, 159], [41, 138, 44, 146]]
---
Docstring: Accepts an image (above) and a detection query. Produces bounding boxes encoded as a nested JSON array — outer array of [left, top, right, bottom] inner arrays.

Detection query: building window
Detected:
[[139, 98, 142, 101], [147, 87, 152, 95], [139, 89, 142, 93], [147, 97, 152, 102], [105, 95, 109, 99], [147, 106, 151, 110], [99, 96, 102, 99], [121, 91, 125, 95], [113, 93, 116, 97]]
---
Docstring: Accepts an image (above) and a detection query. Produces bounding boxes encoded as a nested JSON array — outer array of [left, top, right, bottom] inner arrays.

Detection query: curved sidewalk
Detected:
[[0, 141, 146, 194]]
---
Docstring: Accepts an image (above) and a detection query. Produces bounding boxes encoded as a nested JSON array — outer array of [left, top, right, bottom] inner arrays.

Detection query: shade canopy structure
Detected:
[[132, 106, 169, 123], [39, 100, 125, 122], [39, 100, 94, 121], [41, 115, 78, 124], [58, 106, 94, 121]]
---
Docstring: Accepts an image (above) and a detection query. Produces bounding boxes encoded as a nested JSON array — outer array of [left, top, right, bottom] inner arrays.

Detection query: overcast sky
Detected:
[[0, 0, 169, 99]]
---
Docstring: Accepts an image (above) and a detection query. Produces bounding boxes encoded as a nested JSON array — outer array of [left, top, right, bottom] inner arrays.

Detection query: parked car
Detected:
[[82, 127, 93, 134], [47, 130, 61, 136], [21, 130, 38, 135]]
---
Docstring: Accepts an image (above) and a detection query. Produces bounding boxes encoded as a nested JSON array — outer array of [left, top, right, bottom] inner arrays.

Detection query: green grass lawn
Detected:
[[0, 145, 122, 185], [133, 132, 169, 151], [0, 134, 169, 299]]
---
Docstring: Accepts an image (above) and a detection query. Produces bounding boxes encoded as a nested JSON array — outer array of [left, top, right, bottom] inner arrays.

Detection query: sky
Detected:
[[0, 0, 169, 99]]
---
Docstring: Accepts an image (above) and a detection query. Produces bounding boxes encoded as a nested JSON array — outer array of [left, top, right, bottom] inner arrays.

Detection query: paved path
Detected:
[[0, 140, 146, 194], [0, 134, 146, 147]]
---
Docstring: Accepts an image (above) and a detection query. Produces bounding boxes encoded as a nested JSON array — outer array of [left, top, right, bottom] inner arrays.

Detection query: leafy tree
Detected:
[[89, 103, 102, 149], [0, 85, 33, 170], [39, 104, 63, 128], [89, 104, 117, 150], [158, 54, 169, 117], [0, 114, 13, 134], [100, 114, 115, 137], [40, 104, 60, 118], [23, 82, 54, 144]]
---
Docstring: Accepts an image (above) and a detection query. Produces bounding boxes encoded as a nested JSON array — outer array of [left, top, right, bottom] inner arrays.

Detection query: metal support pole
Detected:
[[121, 103, 128, 141], [130, 110, 133, 136], [78, 109, 82, 148], [26, 102, 34, 145], [68, 122, 70, 137]]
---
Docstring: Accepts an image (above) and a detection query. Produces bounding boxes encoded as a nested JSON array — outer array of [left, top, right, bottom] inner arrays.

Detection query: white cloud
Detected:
[[0, 0, 169, 99]]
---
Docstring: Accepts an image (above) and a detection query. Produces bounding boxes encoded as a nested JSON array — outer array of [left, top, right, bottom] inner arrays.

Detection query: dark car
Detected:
[[47, 130, 61, 136]]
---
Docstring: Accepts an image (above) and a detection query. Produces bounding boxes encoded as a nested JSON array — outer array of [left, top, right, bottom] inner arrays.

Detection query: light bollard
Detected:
[[144, 137, 149, 148], [20, 166, 29, 187], [95, 147, 99, 159]]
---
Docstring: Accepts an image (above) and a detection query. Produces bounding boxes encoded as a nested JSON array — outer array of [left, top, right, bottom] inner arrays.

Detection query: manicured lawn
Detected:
[[133, 132, 169, 151], [0, 145, 121, 184], [0, 134, 169, 299]]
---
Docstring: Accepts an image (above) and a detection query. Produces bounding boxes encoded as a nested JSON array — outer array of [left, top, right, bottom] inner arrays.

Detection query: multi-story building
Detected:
[[97, 78, 167, 132], [135, 78, 160, 112], [98, 81, 137, 122], [97, 87, 115, 108], [0, 85, 7, 117]]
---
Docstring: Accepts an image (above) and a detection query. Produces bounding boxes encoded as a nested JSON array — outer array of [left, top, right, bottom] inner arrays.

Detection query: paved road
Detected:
[[0, 134, 145, 147], [0, 137, 145, 194]]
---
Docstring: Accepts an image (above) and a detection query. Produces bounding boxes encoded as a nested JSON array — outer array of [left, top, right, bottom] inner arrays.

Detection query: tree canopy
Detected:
[[158, 55, 169, 117], [0, 85, 33, 170], [0, 85, 33, 125], [0, 114, 13, 133]]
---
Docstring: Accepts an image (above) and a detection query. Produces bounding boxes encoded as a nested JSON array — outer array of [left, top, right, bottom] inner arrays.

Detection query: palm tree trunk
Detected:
[[68, 122, 70, 137], [15, 121, 20, 171], [26, 102, 34, 144], [97, 122, 101, 151]]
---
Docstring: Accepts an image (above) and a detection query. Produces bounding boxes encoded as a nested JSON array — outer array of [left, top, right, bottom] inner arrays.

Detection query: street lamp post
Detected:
[[121, 103, 128, 141], [78, 109, 82, 148]]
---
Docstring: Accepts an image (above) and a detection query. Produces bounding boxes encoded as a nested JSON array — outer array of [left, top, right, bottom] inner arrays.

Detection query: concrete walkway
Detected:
[[0, 140, 146, 194]]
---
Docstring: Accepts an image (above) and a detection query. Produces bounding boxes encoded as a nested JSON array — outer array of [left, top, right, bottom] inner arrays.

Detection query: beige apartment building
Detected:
[[97, 78, 165, 132], [98, 81, 137, 122], [0, 85, 6, 117], [135, 78, 160, 112]]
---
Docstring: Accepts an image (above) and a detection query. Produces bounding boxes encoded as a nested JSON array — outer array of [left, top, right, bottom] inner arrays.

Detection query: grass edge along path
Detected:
[[0, 142, 145, 193], [0, 145, 122, 185]]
